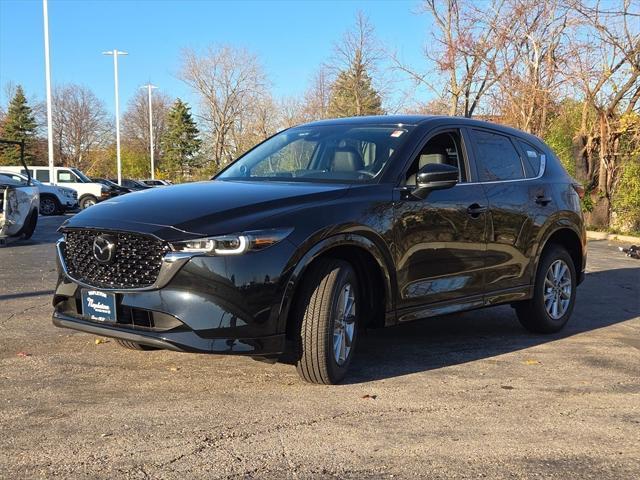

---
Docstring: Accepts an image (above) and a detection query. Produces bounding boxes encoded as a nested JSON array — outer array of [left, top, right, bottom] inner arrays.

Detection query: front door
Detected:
[[393, 129, 488, 318]]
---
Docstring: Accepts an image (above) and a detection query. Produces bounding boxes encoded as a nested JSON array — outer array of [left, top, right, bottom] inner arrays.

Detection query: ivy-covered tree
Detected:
[[0, 85, 38, 164], [160, 99, 201, 178]]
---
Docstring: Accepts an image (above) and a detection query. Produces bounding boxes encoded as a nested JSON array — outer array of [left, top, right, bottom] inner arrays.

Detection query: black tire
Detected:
[[39, 195, 60, 216], [516, 245, 577, 333], [18, 210, 38, 240], [295, 259, 359, 385], [115, 339, 159, 351], [79, 195, 97, 210]]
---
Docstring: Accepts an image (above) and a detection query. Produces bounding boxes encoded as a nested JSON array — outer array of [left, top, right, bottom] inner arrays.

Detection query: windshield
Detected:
[[217, 124, 415, 183], [71, 168, 92, 183]]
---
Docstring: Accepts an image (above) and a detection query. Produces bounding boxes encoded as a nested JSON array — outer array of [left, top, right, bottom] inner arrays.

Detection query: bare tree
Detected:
[[394, 0, 511, 117], [302, 67, 332, 120], [121, 88, 172, 164], [51, 84, 110, 170], [491, 0, 571, 134], [180, 45, 269, 167]]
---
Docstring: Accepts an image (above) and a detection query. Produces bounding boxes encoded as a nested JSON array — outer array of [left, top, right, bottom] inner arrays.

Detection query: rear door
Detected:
[[467, 128, 544, 295], [393, 127, 489, 316]]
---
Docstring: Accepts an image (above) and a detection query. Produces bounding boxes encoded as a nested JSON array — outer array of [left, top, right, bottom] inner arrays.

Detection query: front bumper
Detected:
[[52, 236, 296, 357]]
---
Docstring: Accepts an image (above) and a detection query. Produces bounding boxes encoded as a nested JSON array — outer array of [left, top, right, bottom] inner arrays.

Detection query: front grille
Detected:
[[61, 229, 170, 289]]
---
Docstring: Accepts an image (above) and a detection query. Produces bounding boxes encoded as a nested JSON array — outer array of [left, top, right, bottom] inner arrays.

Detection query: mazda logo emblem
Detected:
[[93, 234, 117, 264]]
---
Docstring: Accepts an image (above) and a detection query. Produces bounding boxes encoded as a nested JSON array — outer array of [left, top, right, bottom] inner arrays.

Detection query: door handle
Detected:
[[467, 203, 487, 218], [535, 195, 552, 206]]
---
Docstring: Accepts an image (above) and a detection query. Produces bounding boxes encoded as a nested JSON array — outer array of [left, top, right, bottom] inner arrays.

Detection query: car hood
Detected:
[[60, 180, 350, 241]]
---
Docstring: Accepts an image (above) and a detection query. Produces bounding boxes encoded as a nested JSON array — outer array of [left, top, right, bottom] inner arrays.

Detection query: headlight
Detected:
[[170, 228, 293, 255]]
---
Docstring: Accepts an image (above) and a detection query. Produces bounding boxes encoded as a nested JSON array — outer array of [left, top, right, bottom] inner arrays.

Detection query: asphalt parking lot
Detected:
[[0, 215, 638, 479]]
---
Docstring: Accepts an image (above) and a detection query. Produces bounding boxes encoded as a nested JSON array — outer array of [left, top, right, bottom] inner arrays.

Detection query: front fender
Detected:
[[276, 232, 396, 333]]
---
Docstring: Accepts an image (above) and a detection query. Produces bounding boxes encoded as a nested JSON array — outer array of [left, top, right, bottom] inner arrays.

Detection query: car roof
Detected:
[[298, 115, 545, 147]]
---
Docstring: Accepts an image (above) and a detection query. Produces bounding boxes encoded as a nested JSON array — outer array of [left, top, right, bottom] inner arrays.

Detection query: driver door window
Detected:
[[406, 131, 467, 185]]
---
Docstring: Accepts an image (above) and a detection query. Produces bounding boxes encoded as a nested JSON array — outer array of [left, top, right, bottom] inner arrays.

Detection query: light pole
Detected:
[[103, 49, 127, 185], [42, 0, 55, 184], [141, 83, 157, 179]]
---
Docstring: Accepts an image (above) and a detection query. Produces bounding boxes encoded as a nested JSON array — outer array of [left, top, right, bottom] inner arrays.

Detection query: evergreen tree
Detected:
[[0, 85, 38, 164], [160, 99, 201, 178], [328, 63, 383, 118]]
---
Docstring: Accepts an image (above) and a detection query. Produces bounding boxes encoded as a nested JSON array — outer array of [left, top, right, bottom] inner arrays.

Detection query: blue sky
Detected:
[[0, 0, 432, 115]]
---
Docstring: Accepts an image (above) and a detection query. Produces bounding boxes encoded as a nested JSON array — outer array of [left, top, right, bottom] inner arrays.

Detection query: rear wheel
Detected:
[[115, 339, 159, 351], [39, 195, 60, 216], [295, 259, 359, 385], [516, 245, 576, 333]]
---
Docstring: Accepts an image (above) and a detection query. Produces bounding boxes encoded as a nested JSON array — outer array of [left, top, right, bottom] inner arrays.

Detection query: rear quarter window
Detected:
[[471, 129, 524, 182], [516, 140, 544, 178]]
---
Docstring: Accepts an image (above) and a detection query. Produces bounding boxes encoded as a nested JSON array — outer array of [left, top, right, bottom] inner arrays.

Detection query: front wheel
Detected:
[[79, 195, 97, 210], [516, 245, 577, 333], [295, 259, 359, 385], [39, 195, 60, 216]]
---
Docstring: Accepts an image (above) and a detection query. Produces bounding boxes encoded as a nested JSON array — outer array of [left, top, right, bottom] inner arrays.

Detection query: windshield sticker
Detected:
[[391, 130, 405, 138], [527, 150, 537, 158]]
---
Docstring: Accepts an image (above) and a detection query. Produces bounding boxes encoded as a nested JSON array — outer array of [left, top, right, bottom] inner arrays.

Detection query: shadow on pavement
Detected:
[[348, 266, 639, 384]]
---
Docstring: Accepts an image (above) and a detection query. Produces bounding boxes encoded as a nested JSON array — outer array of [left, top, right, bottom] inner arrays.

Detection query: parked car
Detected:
[[140, 179, 172, 187], [2, 166, 109, 210], [91, 178, 132, 196], [52, 115, 586, 384], [0, 171, 78, 215], [108, 178, 152, 191], [0, 176, 39, 243]]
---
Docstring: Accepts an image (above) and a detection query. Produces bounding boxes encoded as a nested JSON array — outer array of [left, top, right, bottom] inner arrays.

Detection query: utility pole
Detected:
[[42, 0, 55, 184], [103, 49, 128, 185], [141, 83, 157, 179]]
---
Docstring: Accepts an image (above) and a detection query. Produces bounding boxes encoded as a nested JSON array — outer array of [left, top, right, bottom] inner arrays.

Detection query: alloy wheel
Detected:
[[333, 282, 356, 366], [543, 259, 572, 320]]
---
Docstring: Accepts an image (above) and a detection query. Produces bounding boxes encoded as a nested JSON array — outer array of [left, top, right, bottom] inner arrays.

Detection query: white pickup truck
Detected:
[[2, 166, 110, 209]]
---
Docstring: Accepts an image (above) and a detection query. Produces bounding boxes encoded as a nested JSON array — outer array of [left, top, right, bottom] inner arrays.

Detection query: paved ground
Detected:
[[0, 215, 638, 479]]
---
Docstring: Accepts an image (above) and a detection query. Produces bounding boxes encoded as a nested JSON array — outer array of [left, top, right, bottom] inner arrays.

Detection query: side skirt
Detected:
[[395, 285, 533, 323]]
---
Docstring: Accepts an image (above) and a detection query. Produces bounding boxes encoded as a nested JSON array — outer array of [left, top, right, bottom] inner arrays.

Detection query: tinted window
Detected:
[[218, 125, 415, 183], [472, 130, 524, 181], [517, 140, 543, 178], [406, 130, 467, 185], [36, 169, 50, 182]]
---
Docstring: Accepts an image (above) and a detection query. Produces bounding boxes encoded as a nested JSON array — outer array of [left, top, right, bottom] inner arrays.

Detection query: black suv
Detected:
[[52, 116, 586, 384]]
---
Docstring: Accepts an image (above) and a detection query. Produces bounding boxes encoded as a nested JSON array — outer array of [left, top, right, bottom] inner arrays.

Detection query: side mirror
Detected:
[[413, 163, 459, 199]]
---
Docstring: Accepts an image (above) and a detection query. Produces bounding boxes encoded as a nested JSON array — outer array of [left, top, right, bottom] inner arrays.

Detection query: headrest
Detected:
[[332, 147, 364, 172]]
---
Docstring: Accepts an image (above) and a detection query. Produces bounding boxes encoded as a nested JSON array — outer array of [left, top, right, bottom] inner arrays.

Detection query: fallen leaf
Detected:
[[94, 338, 108, 345], [100, 433, 112, 438], [169, 367, 180, 372], [16, 351, 31, 357], [501, 385, 515, 390], [523, 359, 541, 365], [362, 394, 377, 400]]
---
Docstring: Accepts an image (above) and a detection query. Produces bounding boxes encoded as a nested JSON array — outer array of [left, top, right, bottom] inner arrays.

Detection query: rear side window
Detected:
[[35, 169, 50, 182], [471, 130, 524, 182], [517, 140, 543, 178]]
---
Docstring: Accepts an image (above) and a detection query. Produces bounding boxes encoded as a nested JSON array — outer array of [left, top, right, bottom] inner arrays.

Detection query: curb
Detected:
[[587, 230, 640, 243]]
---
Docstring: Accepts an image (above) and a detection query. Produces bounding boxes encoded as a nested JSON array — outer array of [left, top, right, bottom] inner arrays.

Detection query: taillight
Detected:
[[571, 182, 585, 199]]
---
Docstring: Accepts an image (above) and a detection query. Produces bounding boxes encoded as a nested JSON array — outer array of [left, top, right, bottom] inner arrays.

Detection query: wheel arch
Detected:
[[535, 221, 586, 285], [278, 233, 396, 338]]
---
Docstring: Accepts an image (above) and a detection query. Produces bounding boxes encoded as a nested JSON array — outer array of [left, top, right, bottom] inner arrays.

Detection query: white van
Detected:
[[2, 166, 110, 209]]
